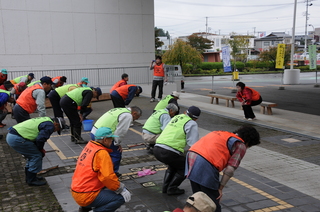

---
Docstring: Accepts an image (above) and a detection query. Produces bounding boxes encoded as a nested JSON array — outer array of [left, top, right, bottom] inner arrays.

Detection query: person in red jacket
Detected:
[[71, 127, 131, 212], [109, 73, 128, 93], [110, 84, 142, 108], [186, 126, 260, 212], [236, 82, 262, 120]]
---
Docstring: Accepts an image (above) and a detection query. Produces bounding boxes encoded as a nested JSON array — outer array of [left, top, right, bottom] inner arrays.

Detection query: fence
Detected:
[[7, 66, 152, 87]]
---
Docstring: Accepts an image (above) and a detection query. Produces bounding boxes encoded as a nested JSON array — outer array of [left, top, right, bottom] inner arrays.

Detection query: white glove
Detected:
[[120, 188, 131, 203]]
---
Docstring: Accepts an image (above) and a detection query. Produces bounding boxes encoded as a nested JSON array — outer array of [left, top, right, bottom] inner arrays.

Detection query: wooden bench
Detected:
[[208, 94, 238, 108], [260, 101, 277, 115]]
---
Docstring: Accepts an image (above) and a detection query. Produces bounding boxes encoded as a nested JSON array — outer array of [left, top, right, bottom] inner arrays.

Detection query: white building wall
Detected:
[[0, 0, 155, 71]]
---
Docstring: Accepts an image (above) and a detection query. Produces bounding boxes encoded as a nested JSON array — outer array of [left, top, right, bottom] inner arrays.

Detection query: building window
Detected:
[[263, 41, 270, 46]]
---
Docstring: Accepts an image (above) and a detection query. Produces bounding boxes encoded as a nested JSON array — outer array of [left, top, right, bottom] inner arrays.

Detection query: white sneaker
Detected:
[[157, 98, 161, 101], [247, 118, 253, 121], [150, 98, 155, 102]]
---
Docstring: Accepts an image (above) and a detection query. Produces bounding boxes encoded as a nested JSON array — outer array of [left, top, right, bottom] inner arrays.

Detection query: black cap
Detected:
[[40, 76, 53, 84], [28, 73, 35, 79], [136, 86, 142, 97], [187, 106, 201, 119], [53, 117, 66, 135]]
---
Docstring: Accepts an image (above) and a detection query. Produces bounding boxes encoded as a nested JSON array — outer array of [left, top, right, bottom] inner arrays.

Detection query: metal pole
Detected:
[[304, 0, 309, 55], [290, 0, 298, 70], [209, 75, 215, 94]]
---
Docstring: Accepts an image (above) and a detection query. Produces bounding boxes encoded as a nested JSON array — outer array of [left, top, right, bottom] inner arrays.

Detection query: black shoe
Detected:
[[167, 173, 185, 195], [75, 138, 88, 144], [115, 172, 122, 177], [26, 171, 46, 186], [74, 127, 88, 144], [162, 169, 174, 193], [78, 206, 91, 212], [25, 168, 43, 182], [0, 135, 3, 140]]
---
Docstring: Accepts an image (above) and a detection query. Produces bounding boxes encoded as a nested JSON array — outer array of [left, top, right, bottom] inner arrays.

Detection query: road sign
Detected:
[[222, 46, 232, 72], [309, 45, 317, 70]]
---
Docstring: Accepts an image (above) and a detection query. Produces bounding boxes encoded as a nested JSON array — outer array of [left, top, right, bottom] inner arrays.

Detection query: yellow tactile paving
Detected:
[[231, 178, 294, 211]]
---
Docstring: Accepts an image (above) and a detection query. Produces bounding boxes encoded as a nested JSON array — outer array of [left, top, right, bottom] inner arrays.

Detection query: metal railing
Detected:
[[7, 66, 152, 87]]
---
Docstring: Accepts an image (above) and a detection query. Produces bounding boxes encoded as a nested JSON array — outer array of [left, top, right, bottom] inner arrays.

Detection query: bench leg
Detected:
[[260, 106, 265, 114], [231, 101, 235, 108], [226, 100, 229, 107], [267, 107, 273, 115], [210, 97, 214, 104], [215, 98, 219, 105]]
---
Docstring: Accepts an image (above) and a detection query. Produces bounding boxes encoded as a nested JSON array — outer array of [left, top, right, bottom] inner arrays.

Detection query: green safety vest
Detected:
[[27, 80, 40, 87], [13, 74, 28, 84], [154, 95, 174, 111], [0, 89, 11, 96], [156, 114, 191, 153], [142, 109, 169, 134], [94, 108, 130, 132], [13, 117, 53, 141], [55, 84, 79, 98], [66, 87, 92, 106]]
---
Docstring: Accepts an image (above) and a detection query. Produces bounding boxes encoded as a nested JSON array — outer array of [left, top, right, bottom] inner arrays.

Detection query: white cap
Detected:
[[171, 91, 180, 99]]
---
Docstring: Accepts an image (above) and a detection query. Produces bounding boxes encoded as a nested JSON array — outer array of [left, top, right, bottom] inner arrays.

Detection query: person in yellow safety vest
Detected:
[[60, 87, 101, 144], [48, 84, 79, 118], [142, 103, 179, 153], [90, 106, 142, 177], [153, 106, 201, 195], [13, 76, 53, 123], [71, 127, 131, 212], [186, 126, 260, 212], [154, 91, 180, 114], [10, 73, 35, 85], [6, 117, 66, 186]]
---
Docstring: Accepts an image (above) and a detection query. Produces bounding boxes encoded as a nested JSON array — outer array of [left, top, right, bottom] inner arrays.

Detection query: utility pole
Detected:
[[205, 17, 208, 38], [253, 27, 256, 37], [304, 0, 313, 54]]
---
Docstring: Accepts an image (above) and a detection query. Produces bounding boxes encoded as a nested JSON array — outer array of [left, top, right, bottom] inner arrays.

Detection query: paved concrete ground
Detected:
[[1, 74, 320, 212]]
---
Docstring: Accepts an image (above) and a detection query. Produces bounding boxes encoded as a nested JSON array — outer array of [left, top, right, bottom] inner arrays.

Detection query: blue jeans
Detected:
[[85, 188, 125, 212], [90, 134, 122, 173], [6, 133, 43, 173]]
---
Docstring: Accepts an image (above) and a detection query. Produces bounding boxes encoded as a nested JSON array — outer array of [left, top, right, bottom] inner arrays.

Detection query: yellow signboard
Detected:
[[275, 44, 286, 69]]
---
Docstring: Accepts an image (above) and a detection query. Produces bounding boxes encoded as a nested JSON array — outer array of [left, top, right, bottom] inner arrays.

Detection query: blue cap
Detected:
[[95, 127, 119, 140], [40, 76, 53, 84], [81, 77, 89, 83], [28, 73, 35, 79], [187, 106, 201, 119], [1, 69, 7, 74]]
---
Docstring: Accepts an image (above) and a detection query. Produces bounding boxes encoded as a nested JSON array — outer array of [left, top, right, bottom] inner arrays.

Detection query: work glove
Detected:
[[40, 149, 46, 157], [120, 188, 131, 203]]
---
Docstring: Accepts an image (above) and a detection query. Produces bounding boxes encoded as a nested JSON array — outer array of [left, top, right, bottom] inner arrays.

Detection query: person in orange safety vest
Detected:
[[71, 127, 131, 212], [51, 76, 67, 88], [186, 126, 260, 212], [149, 56, 167, 102], [110, 84, 142, 108], [109, 73, 128, 93]]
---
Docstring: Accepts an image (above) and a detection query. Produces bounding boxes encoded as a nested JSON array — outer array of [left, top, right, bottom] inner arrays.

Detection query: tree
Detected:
[[228, 32, 251, 71], [259, 45, 292, 70], [187, 33, 213, 53], [162, 39, 203, 74], [155, 27, 164, 53]]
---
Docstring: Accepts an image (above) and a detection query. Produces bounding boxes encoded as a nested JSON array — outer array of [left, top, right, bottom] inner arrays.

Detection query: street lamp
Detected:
[[309, 24, 315, 44]]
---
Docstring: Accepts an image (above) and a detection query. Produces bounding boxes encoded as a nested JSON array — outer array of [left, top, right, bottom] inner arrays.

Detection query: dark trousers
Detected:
[[151, 80, 164, 99], [48, 90, 63, 118], [60, 96, 81, 128], [190, 181, 221, 212], [82, 107, 92, 119], [13, 104, 31, 123], [153, 146, 185, 176], [242, 97, 263, 119], [110, 94, 125, 108]]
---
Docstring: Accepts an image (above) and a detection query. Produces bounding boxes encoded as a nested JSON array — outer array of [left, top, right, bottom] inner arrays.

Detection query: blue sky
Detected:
[[154, 0, 320, 37]]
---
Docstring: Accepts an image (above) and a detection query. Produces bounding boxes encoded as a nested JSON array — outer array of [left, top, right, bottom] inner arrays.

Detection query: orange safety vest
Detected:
[[52, 76, 64, 87], [189, 131, 245, 172], [246, 87, 260, 101], [153, 63, 165, 77], [16, 84, 43, 114], [13, 84, 23, 95], [114, 84, 136, 100], [71, 141, 112, 193], [110, 79, 127, 93]]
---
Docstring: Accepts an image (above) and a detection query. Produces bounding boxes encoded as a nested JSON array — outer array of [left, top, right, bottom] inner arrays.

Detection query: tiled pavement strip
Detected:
[[1, 88, 320, 211]]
